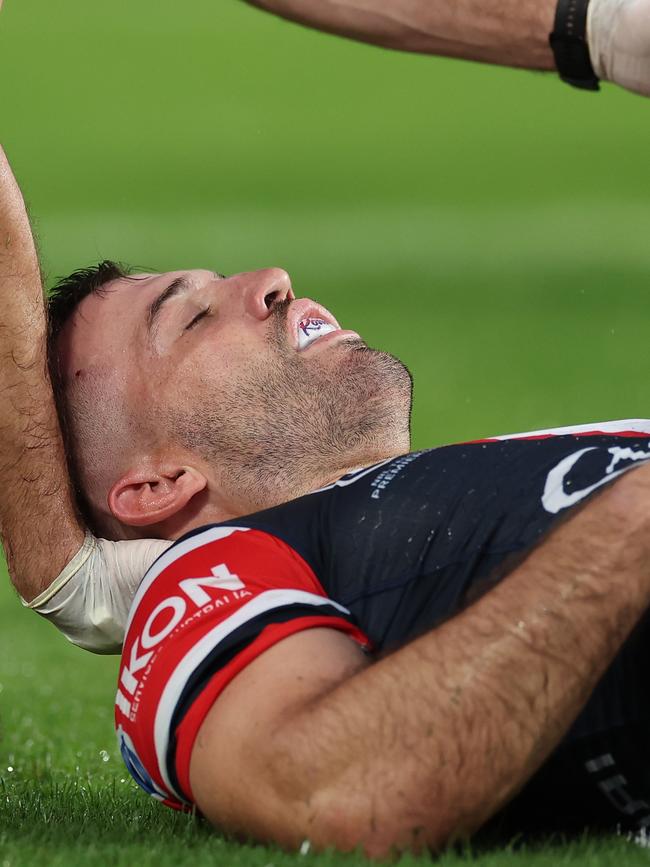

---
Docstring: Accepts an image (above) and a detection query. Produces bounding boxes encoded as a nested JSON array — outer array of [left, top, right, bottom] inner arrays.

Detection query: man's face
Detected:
[[58, 267, 412, 524]]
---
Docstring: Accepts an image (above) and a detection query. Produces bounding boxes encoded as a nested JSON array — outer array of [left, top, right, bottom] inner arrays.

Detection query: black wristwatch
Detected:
[[549, 0, 600, 90]]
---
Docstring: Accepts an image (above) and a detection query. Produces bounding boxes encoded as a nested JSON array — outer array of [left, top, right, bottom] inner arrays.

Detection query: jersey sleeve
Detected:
[[115, 525, 370, 810]]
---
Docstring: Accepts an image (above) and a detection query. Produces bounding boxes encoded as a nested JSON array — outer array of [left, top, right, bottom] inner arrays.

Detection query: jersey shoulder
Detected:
[[488, 419, 650, 441], [116, 524, 368, 809]]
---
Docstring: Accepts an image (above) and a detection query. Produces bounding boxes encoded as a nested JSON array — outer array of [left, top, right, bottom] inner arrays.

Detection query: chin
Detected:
[[332, 346, 413, 453]]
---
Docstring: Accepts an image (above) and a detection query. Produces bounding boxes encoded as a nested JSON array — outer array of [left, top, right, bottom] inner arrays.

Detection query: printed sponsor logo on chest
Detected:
[[116, 563, 251, 719]]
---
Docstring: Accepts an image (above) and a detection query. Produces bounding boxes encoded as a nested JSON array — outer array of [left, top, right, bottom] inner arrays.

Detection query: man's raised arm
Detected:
[[0, 145, 85, 600], [246, 0, 650, 97], [0, 146, 169, 652]]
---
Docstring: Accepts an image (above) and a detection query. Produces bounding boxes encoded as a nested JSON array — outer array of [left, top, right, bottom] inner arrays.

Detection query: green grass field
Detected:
[[2, 0, 650, 863]]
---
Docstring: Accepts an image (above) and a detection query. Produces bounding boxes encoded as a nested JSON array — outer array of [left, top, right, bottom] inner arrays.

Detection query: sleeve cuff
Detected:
[[21, 532, 98, 609]]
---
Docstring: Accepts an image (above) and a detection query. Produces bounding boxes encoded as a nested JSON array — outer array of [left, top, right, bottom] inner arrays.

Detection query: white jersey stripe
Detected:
[[494, 419, 650, 441], [152, 588, 351, 801], [125, 526, 251, 634]]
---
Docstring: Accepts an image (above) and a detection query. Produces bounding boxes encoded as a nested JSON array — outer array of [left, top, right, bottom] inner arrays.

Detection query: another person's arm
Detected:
[[248, 0, 556, 68], [245, 0, 650, 96], [191, 465, 650, 856]]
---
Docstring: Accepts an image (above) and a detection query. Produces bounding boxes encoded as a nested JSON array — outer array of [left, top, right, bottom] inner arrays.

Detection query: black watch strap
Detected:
[[549, 0, 600, 91]]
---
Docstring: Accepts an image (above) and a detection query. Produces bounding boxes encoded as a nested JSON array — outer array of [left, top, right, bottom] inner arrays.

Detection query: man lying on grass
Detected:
[[5, 147, 650, 858]]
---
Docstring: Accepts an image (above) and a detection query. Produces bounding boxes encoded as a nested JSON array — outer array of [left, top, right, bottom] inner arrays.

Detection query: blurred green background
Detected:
[[3, 0, 650, 441], [1, 0, 650, 861]]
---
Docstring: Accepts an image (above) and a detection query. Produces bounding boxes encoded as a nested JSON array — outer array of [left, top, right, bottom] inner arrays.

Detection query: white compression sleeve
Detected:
[[588, 0, 650, 95], [22, 534, 172, 654]]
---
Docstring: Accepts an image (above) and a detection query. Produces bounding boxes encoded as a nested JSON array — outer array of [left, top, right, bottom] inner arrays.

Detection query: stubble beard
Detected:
[[168, 301, 413, 512]]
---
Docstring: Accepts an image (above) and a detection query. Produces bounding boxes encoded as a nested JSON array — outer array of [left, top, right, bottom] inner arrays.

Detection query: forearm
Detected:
[[246, 0, 556, 69], [269, 471, 650, 854], [0, 146, 84, 600]]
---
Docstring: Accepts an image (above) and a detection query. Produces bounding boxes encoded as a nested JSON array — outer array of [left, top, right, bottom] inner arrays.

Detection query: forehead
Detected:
[[57, 269, 212, 376]]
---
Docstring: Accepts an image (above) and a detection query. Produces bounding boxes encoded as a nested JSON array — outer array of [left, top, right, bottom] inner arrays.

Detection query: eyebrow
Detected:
[[146, 275, 191, 333]]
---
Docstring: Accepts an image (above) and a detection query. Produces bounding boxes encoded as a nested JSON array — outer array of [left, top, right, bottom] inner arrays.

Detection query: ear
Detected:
[[108, 465, 207, 528]]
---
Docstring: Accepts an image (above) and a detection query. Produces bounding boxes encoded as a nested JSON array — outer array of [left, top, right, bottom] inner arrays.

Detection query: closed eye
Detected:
[[185, 306, 212, 331]]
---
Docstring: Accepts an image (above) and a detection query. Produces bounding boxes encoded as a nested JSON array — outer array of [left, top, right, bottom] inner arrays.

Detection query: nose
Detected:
[[242, 268, 295, 320]]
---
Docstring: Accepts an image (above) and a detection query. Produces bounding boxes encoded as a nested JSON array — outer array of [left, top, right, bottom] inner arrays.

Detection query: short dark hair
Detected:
[[47, 259, 132, 345], [46, 260, 134, 534], [46, 258, 135, 404]]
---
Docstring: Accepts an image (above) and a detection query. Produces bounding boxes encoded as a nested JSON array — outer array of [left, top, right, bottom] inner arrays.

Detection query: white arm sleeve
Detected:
[[588, 0, 650, 96], [22, 534, 172, 654]]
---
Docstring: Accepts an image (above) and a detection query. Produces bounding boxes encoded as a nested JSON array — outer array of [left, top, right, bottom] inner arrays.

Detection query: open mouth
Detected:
[[287, 298, 342, 351], [297, 318, 338, 350]]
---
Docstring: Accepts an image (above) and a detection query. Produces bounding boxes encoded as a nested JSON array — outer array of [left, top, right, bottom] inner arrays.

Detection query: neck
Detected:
[[310, 448, 405, 489], [159, 442, 409, 540]]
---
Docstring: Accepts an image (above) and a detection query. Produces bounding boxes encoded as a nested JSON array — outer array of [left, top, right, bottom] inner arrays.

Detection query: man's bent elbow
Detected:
[[307, 807, 428, 858], [268, 785, 464, 858], [197, 775, 458, 858]]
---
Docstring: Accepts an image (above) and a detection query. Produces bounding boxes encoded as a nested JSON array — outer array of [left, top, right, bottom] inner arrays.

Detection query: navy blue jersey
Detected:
[[218, 425, 650, 652], [116, 421, 650, 835]]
